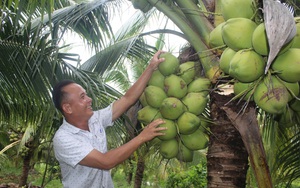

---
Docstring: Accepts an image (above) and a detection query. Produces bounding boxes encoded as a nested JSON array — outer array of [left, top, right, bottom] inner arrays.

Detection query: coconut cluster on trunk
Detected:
[[138, 52, 211, 162], [209, 0, 300, 120]]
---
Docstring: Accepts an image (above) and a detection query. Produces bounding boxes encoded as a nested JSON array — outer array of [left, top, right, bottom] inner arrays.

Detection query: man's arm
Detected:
[[112, 50, 165, 121], [79, 118, 166, 169]]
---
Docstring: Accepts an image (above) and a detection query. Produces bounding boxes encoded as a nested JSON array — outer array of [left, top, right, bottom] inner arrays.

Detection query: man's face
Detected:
[[62, 83, 93, 119]]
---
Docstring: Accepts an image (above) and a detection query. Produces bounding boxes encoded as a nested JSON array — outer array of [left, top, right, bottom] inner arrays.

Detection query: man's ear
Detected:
[[62, 103, 72, 114]]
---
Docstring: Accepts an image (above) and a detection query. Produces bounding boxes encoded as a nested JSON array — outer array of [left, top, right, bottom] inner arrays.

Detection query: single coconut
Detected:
[[160, 97, 185, 120], [144, 85, 167, 108], [209, 22, 226, 49], [148, 69, 165, 89], [220, 0, 255, 21], [176, 141, 193, 162], [280, 79, 299, 101], [187, 77, 211, 96], [229, 50, 265, 82], [253, 76, 289, 114], [289, 97, 300, 112], [139, 92, 148, 107], [219, 47, 236, 74], [157, 119, 177, 141], [272, 48, 300, 83], [178, 61, 196, 84], [137, 106, 162, 125], [158, 52, 180, 76], [277, 107, 295, 128], [233, 80, 254, 101], [180, 128, 209, 151], [164, 74, 188, 99], [181, 92, 208, 115], [291, 22, 300, 48], [177, 112, 201, 135], [222, 18, 257, 50], [159, 139, 179, 159]]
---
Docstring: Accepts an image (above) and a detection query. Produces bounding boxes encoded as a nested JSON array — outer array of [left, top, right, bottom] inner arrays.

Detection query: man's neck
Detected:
[[65, 116, 90, 131]]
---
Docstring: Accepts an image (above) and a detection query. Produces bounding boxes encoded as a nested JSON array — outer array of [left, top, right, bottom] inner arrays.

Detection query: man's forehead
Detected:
[[63, 83, 85, 93]]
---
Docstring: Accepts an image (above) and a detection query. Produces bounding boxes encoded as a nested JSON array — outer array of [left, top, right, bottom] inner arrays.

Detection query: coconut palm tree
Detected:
[[2, 0, 300, 187], [129, 0, 300, 187], [0, 0, 184, 186]]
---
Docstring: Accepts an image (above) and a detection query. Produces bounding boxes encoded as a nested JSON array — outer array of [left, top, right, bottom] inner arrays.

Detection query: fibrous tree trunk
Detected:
[[19, 150, 33, 187], [207, 93, 249, 188], [134, 157, 145, 188]]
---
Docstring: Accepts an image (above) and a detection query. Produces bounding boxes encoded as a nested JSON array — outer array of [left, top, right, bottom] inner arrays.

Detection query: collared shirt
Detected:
[[53, 104, 114, 188]]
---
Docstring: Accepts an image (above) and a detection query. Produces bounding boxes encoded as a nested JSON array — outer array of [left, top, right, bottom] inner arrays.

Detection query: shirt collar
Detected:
[[61, 113, 97, 134], [61, 118, 82, 134]]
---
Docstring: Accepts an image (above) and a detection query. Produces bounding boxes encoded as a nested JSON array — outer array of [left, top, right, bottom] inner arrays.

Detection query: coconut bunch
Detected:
[[137, 52, 211, 162], [209, 0, 300, 116]]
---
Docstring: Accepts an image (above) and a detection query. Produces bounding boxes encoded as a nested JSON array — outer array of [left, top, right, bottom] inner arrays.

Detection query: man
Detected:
[[52, 50, 167, 188]]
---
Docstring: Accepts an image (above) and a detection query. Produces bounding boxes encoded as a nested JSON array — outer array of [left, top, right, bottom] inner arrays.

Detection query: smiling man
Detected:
[[52, 51, 166, 188]]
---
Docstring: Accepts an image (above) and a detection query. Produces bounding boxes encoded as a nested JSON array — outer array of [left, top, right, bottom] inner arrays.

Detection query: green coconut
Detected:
[[160, 97, 185, 120], [291, 22, 300, 48], [209, 22, 226, 49], [132, 0, 153, 13], [187, 77, 211, 96], [219, 47, 236, 74], [178, 61, 196, 84], [139, 92, 148, 107], [252, 23, 294, 56], [144, 85, 167, 108], [289, 97, 300, 112], [222, 18, 257, 50], [158, 52, 180, 76], [157, 119, 177, 141], [159, 139, 179, 159], [252, 23, 269, 56], [272, 48, 300, 83], [281, 79, 299, 101], [164, 74, 188, 99], [220, 0, 255, 21], [253, 76, 289, 114], [148, 69, 165, 89], [176, 141, 194, 162], [180, 128, 209, 151], [229, 50, 265, 83], [233, 80, 254, 101], [278, 107, 295, 128], [177, 112, 201, 135], [137, 106, 162, 125], [181, 92, 208, 115]]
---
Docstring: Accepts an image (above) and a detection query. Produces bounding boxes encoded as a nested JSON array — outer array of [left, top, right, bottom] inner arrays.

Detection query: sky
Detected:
[[63, 1, 187, 64]]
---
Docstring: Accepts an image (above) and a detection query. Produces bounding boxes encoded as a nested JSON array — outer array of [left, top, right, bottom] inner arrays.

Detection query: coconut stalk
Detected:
[[173, 0, 214, 44], [213, 0, 225, 26], [146, 0, 221, 82]]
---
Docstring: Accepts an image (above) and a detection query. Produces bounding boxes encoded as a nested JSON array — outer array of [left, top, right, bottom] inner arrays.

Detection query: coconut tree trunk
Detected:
[[207, 93, 249, 188], [134, 157, 145, 188], [19, 150, 33, 187]]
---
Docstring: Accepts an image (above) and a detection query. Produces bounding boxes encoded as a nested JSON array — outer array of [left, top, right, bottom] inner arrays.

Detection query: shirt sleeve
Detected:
[[53, 130, 94, 167]]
